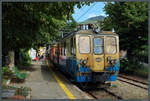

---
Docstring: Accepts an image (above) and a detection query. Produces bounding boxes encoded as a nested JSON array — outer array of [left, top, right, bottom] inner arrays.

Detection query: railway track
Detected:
[[76, 84, 123, 99], [84, 88, 123, 99], [76, 74, 148, 99], [118, 74, 148, 90], [119, 74, 148, 85], [102, 88, 123, 99]]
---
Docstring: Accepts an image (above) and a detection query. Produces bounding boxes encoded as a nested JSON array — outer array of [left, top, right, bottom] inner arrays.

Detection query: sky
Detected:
[[72, 2, 107, 23]]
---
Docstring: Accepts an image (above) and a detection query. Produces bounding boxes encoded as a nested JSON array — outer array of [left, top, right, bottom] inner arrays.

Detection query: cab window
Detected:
[[79, 36, 90, 53], [105, 37, 117, 54], [94, 38, 103, 54]]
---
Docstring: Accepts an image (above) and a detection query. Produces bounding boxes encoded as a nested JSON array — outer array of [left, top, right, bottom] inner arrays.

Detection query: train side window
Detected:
[[64, 41, 66, 56], [60, 43, 63, 55], [73, 37, 76, 56], [70, 38, 74, 55], [61, 42, 64, 56]]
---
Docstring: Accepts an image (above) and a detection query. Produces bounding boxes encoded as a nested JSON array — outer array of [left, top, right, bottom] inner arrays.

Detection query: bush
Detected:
[[18, 49, 32, 66], [2, 66, 13, 79], [120, 58, 148, 78], [134, 66, 148, 78], [120, 58, 132, 73]]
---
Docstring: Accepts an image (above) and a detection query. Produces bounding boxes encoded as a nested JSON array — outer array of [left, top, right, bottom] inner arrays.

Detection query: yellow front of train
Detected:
[[76, 30, 120, 83]]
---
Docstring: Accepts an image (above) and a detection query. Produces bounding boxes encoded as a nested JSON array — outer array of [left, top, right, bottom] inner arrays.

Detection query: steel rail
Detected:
[[102, 88, 123, 99], [118, 74, 148, 85], [117, 78, 148, 90]]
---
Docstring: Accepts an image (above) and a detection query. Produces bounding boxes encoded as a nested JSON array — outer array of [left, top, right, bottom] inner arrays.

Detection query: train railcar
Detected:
[[49, 25, 120, 85], [49, 44, 57, 62]]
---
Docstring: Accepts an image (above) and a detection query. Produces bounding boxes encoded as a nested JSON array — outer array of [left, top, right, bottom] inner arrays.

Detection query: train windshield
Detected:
[[105, 37, 117, 54], [79, 36, 90, 53], [93, 38, 103, 54]]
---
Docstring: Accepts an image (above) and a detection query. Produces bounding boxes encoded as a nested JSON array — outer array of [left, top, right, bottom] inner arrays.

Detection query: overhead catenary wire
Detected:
[[60, 2, 97, 33], [73, 5, 86, 19], [76, 2, 97, 22]]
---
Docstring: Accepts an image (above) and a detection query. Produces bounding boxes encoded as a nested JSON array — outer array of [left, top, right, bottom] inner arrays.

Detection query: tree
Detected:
[[61, 18, 78, 35], [103, 2, 148, 58], [2, 2, 91, 67], [98, 17, 113, 31]]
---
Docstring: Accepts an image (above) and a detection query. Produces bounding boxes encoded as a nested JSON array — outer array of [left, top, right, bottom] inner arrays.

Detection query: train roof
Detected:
[[50, 30, 118, 47], [98, 31, 116, 34], [76, 30, 95, 34], [76, 30, 116, 34]]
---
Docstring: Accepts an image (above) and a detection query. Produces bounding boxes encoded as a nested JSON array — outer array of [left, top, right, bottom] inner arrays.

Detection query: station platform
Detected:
[[9, 58, 92, 99]]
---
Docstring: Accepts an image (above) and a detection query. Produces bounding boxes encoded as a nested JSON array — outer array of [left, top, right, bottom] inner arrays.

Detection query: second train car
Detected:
[[49, 26, 120, 84]]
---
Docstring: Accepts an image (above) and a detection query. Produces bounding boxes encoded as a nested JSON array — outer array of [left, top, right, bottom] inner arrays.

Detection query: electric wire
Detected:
[[77, 3, 97, 22], [73, 5, 86, 19]]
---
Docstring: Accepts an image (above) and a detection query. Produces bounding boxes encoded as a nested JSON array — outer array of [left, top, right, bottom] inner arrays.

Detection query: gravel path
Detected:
[[107, 80, 148, 99]]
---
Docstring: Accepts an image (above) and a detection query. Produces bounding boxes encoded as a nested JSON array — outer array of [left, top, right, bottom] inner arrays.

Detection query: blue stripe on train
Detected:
[[79, 65, 91, 72], [76, 64, 92, 82], [107, 60, 120, 81], [106, 66, 119, 72], [108, 75, 117, 81], [76, 75, 92, 82], [58, 57, 120, 82], [60, 58, 92, 82]]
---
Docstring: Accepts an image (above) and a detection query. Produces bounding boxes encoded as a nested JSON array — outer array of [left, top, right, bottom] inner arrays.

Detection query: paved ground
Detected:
[[9, 58, 91, 99]]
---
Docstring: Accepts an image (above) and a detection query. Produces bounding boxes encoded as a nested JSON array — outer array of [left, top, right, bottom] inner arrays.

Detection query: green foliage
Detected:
[[61, 18, 78, 34], [98, 17, 113, 31], [15, 87, 31, 97], [2, 85, 31, 97], [103, 2, 148, 54], [13, 66, 27, 80], [18, 49, 32, 66], [120, 59, 130, 73], [2, 2, 91, 61], [120, 58, 148, 78], [2, 66, 13, 79]]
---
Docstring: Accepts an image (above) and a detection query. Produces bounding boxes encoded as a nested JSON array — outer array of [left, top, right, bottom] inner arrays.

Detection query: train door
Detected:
[[104, 36, 119, 69], [77, 35, 93, 69], [92, 36, 105, 71]]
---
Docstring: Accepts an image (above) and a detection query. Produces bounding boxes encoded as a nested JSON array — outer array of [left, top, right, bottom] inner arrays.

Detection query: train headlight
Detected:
[[83, 60, 88, 65], [111, 59, 117, 64]]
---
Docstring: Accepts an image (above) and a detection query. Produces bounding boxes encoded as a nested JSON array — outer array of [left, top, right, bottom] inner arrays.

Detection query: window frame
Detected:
[[64, 41, 66, 56], [93, 37, 104, 55], [105, 36, 117, 54], [78, 36, 91, 54]]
